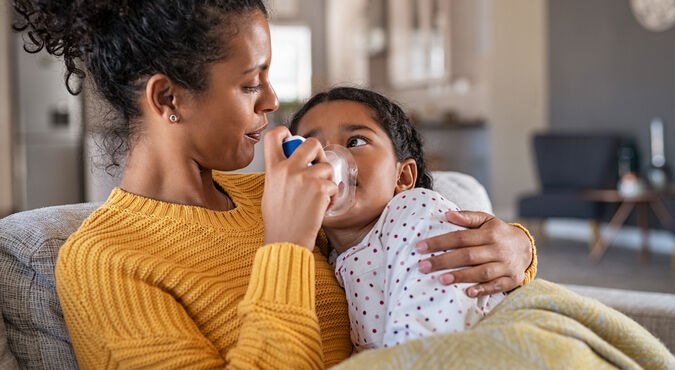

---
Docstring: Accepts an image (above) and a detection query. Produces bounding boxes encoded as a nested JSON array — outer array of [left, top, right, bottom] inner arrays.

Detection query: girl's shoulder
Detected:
[[373, 188, 461, 239], [386, 188, 460, 212]]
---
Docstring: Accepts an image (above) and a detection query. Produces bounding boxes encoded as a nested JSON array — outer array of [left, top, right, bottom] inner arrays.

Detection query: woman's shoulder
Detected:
[[55, 206, 131, 280]]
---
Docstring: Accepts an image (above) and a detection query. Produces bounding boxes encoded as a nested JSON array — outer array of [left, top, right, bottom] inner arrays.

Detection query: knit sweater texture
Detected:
[[55, 172, 352, 369]]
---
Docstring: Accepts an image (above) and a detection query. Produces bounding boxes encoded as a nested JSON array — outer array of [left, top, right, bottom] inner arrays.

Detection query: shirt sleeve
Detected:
[[376, 190, 492, 347], [509, 223, 538, 285], [226, 243, 324, 369]]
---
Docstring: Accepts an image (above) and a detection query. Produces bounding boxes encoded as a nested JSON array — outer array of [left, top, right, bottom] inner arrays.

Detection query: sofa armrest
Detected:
[[564, 284, 675, 352]]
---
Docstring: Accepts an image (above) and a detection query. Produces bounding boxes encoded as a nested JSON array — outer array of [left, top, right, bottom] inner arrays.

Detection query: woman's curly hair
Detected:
[[289, 87, 433, 190], [12, 0, 267, 171]]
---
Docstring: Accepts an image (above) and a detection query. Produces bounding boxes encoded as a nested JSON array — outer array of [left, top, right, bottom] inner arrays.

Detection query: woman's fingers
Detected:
[[305, 162, 336, 182], [261, 129, 337, 251], [438, 262, 507, 287], [263, 128, 326, 169], [263, 126, 291, 168], [418, 245, 496, 273], [415, 212, 496, 254], [288, 138, 326, 167], [445, 210, 494, 229], [464, 276, 516, 298], [416, 229, 488, 254]]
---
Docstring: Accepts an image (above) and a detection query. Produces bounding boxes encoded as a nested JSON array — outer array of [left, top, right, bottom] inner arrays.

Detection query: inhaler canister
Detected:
[[282, 136, 357, 217]]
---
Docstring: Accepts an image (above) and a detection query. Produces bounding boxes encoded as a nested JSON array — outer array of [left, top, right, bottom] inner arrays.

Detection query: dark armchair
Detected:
[[518, 133, 622, 245]]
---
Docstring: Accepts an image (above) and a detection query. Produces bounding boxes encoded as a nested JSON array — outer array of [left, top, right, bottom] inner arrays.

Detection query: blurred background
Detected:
[[0, 0, 674, 291]]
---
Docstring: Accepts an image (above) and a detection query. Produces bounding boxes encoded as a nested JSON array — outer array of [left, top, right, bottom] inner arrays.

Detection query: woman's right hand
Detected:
[[262, 126, 338, 251]]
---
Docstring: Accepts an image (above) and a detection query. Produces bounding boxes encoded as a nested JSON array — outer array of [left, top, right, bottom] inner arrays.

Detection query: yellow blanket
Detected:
[[334, 279, 674, 369]]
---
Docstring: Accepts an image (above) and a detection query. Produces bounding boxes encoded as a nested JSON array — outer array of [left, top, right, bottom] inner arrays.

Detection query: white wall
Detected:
[[326, 0, 369, 86], [0, 3, 13, 216], [387, 0, 490, 121], [386, 0, 549, 220], [485, 0, 548, 220], [322, 0, 549, 220]]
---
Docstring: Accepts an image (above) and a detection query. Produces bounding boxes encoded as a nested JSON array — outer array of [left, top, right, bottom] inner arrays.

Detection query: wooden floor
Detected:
[[534, 236, 675, 294]]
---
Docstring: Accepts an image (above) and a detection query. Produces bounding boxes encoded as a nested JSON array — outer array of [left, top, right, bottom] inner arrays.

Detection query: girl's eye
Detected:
[[347, 136, 368, 148]]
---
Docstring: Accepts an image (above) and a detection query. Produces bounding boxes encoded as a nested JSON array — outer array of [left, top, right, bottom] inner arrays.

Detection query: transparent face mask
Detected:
[[282, 136, 358, 217]]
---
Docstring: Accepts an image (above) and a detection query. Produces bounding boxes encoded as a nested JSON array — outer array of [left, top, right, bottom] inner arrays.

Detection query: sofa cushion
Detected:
[[0, 310, 19, 370], [0, 203, 100, 369]]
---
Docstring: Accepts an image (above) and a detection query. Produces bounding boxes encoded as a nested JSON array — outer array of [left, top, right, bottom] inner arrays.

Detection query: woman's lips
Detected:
[[244, 124, 268, 142], [244, 132, 262, 142]]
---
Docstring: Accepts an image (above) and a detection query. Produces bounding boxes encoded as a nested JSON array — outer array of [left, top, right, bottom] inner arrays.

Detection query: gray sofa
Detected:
[[1, 172, 674, 369]]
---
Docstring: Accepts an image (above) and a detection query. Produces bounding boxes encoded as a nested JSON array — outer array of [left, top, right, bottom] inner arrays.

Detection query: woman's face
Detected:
[[295, 100, 401, 229], [179, 10, 278, 171]]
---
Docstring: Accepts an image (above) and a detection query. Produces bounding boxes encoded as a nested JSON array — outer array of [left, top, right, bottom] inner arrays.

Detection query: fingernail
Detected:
[[466, 287, 478, 297], [418, 260, 431, 273], [415, 242, 428, 253], [440, 274, 455, 285]]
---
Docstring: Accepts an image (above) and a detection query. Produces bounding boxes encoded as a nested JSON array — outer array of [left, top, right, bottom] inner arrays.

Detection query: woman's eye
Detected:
[[243, 83, 263, 93], [347, 137, 367, 148]]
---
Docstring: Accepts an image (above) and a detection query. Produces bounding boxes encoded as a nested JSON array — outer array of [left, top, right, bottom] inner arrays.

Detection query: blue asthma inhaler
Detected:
[[282, 135, 357, 217], [282, 135, 307, 159]]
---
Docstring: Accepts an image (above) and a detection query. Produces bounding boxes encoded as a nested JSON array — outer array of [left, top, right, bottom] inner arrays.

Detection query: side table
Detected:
[[578, 189, 674, 271]]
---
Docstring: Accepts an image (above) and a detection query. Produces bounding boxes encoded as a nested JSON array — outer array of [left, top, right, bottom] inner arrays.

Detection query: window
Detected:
[[269, 24, 312, 103]]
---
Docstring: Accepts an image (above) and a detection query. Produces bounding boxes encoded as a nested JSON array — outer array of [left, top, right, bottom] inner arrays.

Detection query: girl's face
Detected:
[[295, 100, 403, 229], [178, 10, 279, 171]]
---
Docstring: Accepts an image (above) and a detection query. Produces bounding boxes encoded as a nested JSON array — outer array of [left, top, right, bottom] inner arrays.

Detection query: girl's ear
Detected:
[[395, 158, 418, 194]]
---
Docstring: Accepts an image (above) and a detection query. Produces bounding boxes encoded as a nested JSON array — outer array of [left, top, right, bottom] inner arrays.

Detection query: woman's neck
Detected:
[[119, 142, 234, 211], [323, 218, 379, 255]]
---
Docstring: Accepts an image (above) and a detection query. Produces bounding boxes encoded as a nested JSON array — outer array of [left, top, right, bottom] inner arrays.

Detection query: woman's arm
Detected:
[[227, 243, 325, 369], [415, 211, 537, 297]]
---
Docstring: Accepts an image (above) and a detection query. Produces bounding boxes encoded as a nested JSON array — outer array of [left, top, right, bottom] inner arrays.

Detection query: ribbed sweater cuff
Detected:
[[245, 243, 316, 310], [509, 223, 537, 286]]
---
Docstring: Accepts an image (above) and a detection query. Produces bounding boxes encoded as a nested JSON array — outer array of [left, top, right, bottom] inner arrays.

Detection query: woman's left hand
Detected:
[[415, 210, 532, 298]]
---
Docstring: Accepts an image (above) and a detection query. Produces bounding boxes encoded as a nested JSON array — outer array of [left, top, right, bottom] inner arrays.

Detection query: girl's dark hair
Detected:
[[289, 87, 433, 190], [12, 0, 267, 171]]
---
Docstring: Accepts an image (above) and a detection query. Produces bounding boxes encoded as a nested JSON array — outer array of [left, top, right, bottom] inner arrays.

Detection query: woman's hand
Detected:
[[415, 211, 533, 297], [262, 126, 337, 251]]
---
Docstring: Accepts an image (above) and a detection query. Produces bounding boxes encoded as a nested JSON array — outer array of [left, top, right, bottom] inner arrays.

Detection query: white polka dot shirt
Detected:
[[331, 188, 505, 351]]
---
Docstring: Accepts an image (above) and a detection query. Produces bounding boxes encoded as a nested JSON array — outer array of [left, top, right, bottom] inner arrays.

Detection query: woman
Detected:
[[12, 0, 536, 368]]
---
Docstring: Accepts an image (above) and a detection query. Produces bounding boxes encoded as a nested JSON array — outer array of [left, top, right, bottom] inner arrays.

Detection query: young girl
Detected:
[[288, 87, 506, 351]]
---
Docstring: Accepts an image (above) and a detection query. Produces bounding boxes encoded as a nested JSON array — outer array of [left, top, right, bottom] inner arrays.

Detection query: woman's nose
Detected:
[[257, 83, 279, 114]]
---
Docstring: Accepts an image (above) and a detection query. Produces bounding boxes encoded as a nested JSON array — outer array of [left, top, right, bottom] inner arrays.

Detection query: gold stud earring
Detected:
[[169, 114, 179, 123]]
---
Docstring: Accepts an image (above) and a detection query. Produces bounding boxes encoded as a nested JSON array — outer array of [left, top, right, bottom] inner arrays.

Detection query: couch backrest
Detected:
[[0, 203, 100, 369], [0, 172, 489, 369], [0, 310, 19, 370]]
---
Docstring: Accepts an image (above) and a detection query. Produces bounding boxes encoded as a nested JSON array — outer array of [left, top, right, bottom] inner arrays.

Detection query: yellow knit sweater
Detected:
[[56, 172, 537, 369], [55, 172, 352, 369]]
